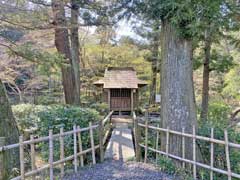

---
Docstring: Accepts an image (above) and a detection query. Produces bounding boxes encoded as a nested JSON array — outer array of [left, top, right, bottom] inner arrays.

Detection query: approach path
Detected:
[[64, 160, 176, 180], [104, 117, 135, 161], [64, 117, 177, 180]]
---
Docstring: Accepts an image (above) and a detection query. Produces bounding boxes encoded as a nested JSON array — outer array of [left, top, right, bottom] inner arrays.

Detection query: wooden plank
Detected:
[[166, 127, 169, 157], [98, 119, 104, 162], [49, 130, 53, 180], [77, 126, 84, 167], [210, 128, 214, 180], [19, 136, 25, 180], [224, 130, 232, 180], [0, 137, 6, 180], [104, 125, 135, 161], [135, 117, 141, 162], [144, 115, 148, 163], [73, 125, 78, 173], [182, 127, 185, 168], [155, 124, 159, 163], [30, 135, 36, 180], [59, 128, 65, 178], [102, 111, 114, 125], [89, 122, 96, 164], [193, 126, 197, 180]]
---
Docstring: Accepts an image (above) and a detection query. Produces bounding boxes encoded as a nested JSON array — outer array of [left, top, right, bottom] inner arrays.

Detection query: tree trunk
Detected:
[[52, 0, 77, 104], [0, 79, 19, 179], [160, 21, 197, 161], [70, 0, 81, 105], [200, 30, 212, 120]]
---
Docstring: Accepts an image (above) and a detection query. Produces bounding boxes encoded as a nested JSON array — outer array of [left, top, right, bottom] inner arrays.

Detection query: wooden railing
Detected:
[[133, 117, 240, 180], [0, 111, 114, 180]]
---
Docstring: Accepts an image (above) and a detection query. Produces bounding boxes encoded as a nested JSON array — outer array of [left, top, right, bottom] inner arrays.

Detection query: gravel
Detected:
[[64, 160, 179, 180]]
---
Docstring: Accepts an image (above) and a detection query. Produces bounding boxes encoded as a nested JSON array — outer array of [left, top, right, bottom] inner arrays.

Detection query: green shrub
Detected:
[[156, 156, 193, 180], [12, 104, 45, 132], [156, 156, 176, 175], [89, 102, 109, 115], [197, 101, 240, 180], [12, 104, 101, 164]]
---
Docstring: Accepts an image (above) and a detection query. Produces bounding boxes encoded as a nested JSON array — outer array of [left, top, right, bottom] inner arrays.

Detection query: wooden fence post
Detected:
[[89, 122, 96, 165], [144, 116, 148, 163], [19, 136, 25, 180], [193, 126, 197, 180], [73, 125, 78, 173], [77, 126, 84, 167], [224, 130, 232, 180], [135, 118, 141, 162], [210, 128, 214, 180], [155, 125, 159, 163], [59, 128, 65, 178], [166, 127, 169, 157], [181, 127, 185, 168], [30, 135, 36, 180], [49, 130, 53, 180], [98, 119, 104, 163], [0, 137, 6, 180]]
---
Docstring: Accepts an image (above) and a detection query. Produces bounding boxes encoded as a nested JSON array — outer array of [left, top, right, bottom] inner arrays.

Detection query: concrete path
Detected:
[[104, 118, 135, 161]]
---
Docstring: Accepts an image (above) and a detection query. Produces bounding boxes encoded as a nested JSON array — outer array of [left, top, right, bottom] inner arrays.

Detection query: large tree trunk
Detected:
[[200, 30, 211, 120], [149, 25, 160, 104], [0, 79, 19, 179], [160, 21, 197, 161], [52, 0, 79, 104], [70, 0, 81, 105]]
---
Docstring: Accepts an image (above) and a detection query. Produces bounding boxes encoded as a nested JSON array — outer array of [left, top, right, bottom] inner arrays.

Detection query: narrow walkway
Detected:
[[64, 160, 176, 180], [63, 117, 178, 180], [104, 117, 135, 161]]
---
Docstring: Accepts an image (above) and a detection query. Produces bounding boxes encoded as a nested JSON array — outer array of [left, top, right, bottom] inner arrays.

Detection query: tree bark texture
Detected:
[[200, 30, 212, 121], [70, 0, 81, 105], [160, 21, 197, 161], [52, 0, 80, 105], [0, 79, 19, 178]]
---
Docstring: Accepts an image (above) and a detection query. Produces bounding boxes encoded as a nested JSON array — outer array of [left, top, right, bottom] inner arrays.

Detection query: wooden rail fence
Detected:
[[0, 111, 114, 180], [133, 116, 240, 180]]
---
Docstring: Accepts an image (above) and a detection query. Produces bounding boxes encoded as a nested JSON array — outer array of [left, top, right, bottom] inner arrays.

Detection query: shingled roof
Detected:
[[94, 67, 147, 89]]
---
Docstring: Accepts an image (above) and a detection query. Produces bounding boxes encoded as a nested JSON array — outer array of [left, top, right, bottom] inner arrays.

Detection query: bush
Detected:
[[197, 101, 240, 180], [156, 156, 192, 180], [12, 104, 45, 132], [89, 102, 109, 115], [12, 104, 101, 163]]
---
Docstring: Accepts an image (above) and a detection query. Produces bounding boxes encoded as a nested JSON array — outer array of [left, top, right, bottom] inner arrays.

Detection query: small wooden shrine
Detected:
[[93, 67, 147, 115]]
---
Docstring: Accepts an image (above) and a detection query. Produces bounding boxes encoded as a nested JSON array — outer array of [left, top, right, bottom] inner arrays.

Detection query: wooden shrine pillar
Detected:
[[131, 89, 134, 114], [107, 89, 111, 111]]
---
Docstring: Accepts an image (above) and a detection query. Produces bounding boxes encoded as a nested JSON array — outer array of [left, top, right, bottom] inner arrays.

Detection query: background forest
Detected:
[[1, 0, 240, 179]]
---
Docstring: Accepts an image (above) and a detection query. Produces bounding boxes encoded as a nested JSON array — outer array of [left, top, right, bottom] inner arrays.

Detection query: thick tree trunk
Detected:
[[160, 21, 197, 161], [149, 25, 160, 104], [70, 0, 81, 105], [200, 30, 211, 120], [0, 79, 19, 179], [52, 0, 78, 104]]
